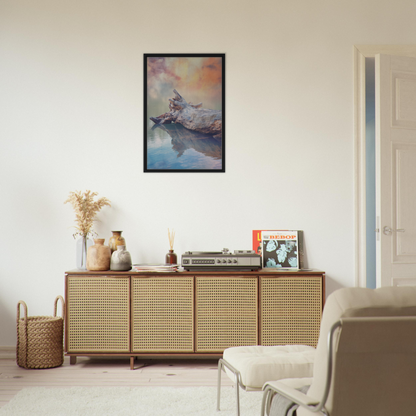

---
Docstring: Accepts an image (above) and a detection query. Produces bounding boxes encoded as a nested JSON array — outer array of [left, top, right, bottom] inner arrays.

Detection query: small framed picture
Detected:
[[144, 53, 225, 172]]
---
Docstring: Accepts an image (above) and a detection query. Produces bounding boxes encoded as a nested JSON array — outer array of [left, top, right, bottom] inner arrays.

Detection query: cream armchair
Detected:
[[261, 286, 416, 416]]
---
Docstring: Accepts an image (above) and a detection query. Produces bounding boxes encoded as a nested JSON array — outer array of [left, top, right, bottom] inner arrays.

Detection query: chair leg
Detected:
[[235, 378, 240, 416], [217, 359, 222, 411], [217, 358, 241, 416]]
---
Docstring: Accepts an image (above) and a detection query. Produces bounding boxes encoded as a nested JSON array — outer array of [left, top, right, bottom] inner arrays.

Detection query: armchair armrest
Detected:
[[261, 378, 327, 416], [261, 320, 344, 416], [265, 380, 318, 406]]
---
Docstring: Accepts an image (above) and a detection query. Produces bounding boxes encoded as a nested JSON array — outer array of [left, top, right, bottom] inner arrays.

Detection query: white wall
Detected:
[[1, 0, 416, 346]]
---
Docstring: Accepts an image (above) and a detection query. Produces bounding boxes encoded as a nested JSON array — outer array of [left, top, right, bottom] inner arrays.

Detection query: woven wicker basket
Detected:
[[16, 295, 65, 369]]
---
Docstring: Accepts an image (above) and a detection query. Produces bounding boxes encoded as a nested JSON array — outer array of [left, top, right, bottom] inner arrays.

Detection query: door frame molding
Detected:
[[353, 45, 416, 288]]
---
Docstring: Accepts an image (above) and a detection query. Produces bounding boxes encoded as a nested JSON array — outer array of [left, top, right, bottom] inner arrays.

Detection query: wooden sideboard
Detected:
[[65, 270, 325, 369]]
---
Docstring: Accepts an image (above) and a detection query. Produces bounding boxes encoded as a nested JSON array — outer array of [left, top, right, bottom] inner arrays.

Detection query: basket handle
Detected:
[[16, 300, 28, 368], [53, 295, 65, 320], [17, 300, 28, 323]]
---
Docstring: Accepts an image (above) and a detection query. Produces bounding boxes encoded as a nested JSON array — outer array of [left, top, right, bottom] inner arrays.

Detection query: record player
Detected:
[[181, 248, 261, 271]]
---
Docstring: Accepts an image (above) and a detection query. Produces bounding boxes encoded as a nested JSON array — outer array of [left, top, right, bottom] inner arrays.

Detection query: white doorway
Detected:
[[354, 45, 416, 288]]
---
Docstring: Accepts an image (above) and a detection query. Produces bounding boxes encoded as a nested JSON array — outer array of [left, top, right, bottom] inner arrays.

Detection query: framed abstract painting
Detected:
[[144, 53, 225, 172]]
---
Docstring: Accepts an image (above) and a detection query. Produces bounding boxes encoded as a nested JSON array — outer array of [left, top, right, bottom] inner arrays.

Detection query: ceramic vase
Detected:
[[76, 237, 93, 270], [109, 231, 126, 253], [86, 239, 111, 271], [110, 245, 132, 271], [165, 249, 178, 265]]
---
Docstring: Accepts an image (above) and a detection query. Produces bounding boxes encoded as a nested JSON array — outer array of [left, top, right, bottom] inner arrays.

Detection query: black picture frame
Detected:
[[144, 53, 225, 172]]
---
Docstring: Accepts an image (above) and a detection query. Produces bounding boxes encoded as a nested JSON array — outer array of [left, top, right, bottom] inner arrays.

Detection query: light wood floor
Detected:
[[0, 354, 233, 408]]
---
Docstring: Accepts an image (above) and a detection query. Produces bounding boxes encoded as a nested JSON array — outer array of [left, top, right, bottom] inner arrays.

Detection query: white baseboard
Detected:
[[0, 346, 15, 359]]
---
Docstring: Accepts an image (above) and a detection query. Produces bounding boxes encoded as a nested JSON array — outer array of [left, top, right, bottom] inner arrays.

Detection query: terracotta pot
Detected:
[[86, 239, 111, 271], [108, 231, 126, 253]]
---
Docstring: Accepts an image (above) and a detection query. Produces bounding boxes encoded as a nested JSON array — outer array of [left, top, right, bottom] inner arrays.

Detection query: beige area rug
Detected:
[[0, 386, 263, 416]]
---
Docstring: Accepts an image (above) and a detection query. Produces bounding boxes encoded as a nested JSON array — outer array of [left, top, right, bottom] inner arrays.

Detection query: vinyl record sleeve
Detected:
[[253, 230, 304, 269]]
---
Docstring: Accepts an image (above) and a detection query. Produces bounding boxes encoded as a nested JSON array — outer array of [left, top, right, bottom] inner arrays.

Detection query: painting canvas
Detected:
[[144, 54, 225, 172]]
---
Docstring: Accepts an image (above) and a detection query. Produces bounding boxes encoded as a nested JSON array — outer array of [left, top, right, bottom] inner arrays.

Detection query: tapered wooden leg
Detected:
[[70, 356, 77, 365], [130, 356, 135, 370]]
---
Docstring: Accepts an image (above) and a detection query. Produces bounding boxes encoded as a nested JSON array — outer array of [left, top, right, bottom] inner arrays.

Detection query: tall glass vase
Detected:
[[76, 236, 93, 270]]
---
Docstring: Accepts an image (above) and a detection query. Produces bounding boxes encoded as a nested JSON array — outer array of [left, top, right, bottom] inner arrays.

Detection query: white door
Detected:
[[376, 54, 416, 287]]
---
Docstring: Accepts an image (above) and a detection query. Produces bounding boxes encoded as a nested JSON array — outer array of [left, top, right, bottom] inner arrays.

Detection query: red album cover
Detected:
[[252, 230, 264, 256]]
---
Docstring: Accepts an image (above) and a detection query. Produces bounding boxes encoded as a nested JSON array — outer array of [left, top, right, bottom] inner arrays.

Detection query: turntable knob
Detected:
[[222, 248, 229, 254]]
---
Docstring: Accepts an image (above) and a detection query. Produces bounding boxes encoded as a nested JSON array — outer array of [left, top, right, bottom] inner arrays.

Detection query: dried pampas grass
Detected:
[[64, 190, 111, 238]]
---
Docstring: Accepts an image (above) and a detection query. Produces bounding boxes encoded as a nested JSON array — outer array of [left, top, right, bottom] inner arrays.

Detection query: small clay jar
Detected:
[[109, 231, 126, 253], [87, 239, 111, 271], [110, 246, 132, 271]]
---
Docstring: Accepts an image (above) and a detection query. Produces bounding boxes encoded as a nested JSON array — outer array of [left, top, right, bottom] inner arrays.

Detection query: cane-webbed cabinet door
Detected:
[[66, 276, 130, 352], [131, 276, 194, 352]]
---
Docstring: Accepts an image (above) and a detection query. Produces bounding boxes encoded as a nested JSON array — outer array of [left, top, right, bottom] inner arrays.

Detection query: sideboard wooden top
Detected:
[[66, 269, 325, 276]]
